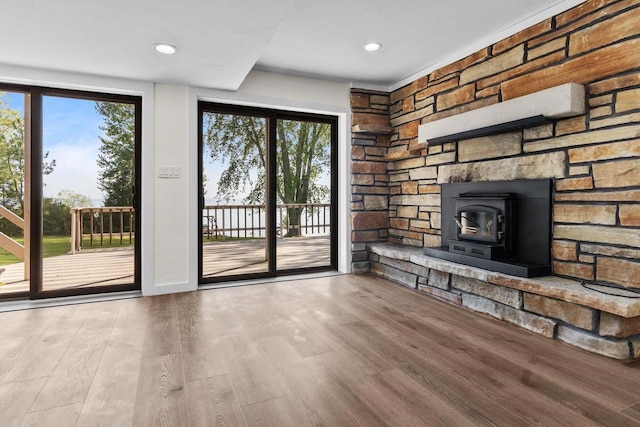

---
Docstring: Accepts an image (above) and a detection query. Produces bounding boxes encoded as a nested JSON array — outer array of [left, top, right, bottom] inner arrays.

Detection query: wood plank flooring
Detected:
[[1, 273, 639, 426]]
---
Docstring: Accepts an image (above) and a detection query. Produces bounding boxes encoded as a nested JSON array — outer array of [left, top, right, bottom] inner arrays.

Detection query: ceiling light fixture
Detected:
[[154, 43, 178, 55], [363, 42, 382, 52]]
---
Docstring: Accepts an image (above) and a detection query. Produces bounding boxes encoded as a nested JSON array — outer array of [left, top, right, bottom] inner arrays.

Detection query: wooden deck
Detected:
[[1, 274, 639, 426], [0, 236, 330, 295]]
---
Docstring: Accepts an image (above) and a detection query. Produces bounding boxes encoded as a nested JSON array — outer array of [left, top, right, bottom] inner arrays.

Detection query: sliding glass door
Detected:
[[0, 84, 141, 299], [198, 103, 337, 284]]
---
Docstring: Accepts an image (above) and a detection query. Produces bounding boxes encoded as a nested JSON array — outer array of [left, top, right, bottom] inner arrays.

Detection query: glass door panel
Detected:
[[275, 119, 332, 271], [40, 95, 136, 292], [0, 90, 30, 296], [201, 112, 269, 278]]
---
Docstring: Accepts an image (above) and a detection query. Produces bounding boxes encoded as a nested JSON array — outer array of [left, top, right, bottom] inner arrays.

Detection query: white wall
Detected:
[[0, 65, 352, 296]]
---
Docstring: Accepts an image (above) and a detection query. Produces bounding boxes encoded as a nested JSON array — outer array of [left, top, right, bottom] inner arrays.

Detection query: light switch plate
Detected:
[[157, 166, 181, 178]]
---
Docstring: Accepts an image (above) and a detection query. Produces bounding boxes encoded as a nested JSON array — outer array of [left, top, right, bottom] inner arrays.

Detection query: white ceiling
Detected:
[[2, 0, 582, 92]]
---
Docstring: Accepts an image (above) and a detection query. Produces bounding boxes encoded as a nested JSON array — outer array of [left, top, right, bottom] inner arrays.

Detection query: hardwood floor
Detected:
[[1, 273, 639, 426]]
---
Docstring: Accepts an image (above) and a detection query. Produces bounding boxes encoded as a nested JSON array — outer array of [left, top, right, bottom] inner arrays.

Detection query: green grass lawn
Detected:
[[0, 235, 134, 266]]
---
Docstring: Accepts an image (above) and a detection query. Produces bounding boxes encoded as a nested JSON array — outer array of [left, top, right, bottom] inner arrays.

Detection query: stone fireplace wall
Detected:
[[350, 0, 640, 290]]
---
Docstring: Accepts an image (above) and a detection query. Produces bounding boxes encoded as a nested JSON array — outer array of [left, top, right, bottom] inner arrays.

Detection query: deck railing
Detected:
[[68, 203, 330, 253], [202, 203, 331, 239], [70, 207, 135, 253]]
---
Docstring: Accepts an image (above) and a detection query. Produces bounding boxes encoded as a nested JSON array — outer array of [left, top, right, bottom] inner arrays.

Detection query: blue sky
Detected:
[[5, 91, 104, 202]]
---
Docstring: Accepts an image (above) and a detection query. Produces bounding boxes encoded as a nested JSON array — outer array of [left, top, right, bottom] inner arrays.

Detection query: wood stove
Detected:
[[423, 179, 553, 277], [449, 193, 515, 260]]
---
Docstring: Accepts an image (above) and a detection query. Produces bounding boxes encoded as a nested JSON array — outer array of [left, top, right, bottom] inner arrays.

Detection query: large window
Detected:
[[198, 103, 337, 283], [0, 85, 141, 299]]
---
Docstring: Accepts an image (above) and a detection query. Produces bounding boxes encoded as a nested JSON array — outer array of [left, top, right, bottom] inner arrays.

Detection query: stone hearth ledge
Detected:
[[368, 243, 640, 318]]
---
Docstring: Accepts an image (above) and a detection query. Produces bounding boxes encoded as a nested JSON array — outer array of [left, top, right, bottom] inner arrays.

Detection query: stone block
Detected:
[[363, 195, 388, 211], [524, 294, 595, 330], [578, 254, 594, 264], [352, 230, 381, 243], [430, 212, 441, 230], [352, 112, 390, 128], [617, 88, 640, 113], [580, 244, 640, 260], [399, 122, 419, 141], [416, 77, 459, 100], [525, 125, 640, 153], [553, 261, 594, 281], [389, 194, 439, 207], [528, 37, 567, 60], [593, 159, 640, 189], [351, 161, 387, 174], [350, 92, 370, 109], [423, 234, 441, 248], [589, 94, 613, 107], [569, 166, 590, 176], [552, 240, 577, 261], [378, 255, 429, 279], [371, 94, 390, 105], [461, 294, 556, 338], [596, 257, 640, 290], [391, 109, 432, 128], [419, 185, 440, 194], [408, 167, 437, 181], [364, 146, 387, 157], [619, 205, 640, 227], [554, 225, 640, 248], [395, 157, 424, 171], [556, 116, 586, 136], [390, 218, 409, 230], [390, 81, 418, 104], [352, 174, 375, 186], [351, 146, 365, 160], [452, 276, 522, 308], [590, 73, 640, 96], [557, 325, 632, 360], [458, 133, 521, 163], [600, 313, 640, 338], [460, 44, 525, 85], [409, 219, 431, 230], [591, 106, 613, 118], [430, 49, 489, 81], [396, 206, 418, 218], [401, 182, 418, 195], [418, 285, 462, 305], [371, 261, 418, 289], [569, 7, 640, 56], [352, 262, 370, 274], [351, 252, 369, 262], [590, 112, 640, 130], [425, 151, 456, 167], [402, 97, 415, 114], [436, 84, 475, 111], [428, 270, 450, 290], [553, 204, 616, 225], [389, 173, 410, 182], [555, 177, 593, 192], [555, 189, 640, 203], [351, 211, 389, 230], [437, 152, 565, 184], [523, 124, 553, 140], [502, 38, 640, 100]]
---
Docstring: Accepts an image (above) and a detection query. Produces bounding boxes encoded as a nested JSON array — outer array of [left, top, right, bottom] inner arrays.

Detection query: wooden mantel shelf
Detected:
[[352, 124, 394, 135]]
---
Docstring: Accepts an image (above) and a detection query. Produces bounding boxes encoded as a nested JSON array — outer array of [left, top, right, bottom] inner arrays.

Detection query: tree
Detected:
[[0, 93, 56, 236], [203, 113, 331, 237], [96, 101, 135, 207]]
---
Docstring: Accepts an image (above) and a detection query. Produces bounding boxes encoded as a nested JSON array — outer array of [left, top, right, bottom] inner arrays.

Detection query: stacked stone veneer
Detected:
[[349, 0, 640, 357]]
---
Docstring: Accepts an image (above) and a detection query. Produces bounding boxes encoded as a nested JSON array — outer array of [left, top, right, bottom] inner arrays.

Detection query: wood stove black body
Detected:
[[424, 179, 552, 277]]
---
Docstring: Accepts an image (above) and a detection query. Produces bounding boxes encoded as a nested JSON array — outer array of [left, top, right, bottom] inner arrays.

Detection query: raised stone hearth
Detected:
[[369, 243, 640, 360]]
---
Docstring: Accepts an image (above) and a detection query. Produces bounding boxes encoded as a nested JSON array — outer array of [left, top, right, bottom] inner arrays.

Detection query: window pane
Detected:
[[201, 112, 268, 278], [276, 119, 331, 271], [40, 96, 135, 292]]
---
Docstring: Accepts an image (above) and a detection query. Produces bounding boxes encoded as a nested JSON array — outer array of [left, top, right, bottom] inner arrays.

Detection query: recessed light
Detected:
[[363, 42, 382, 52], [154, 43, 178, 54]]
